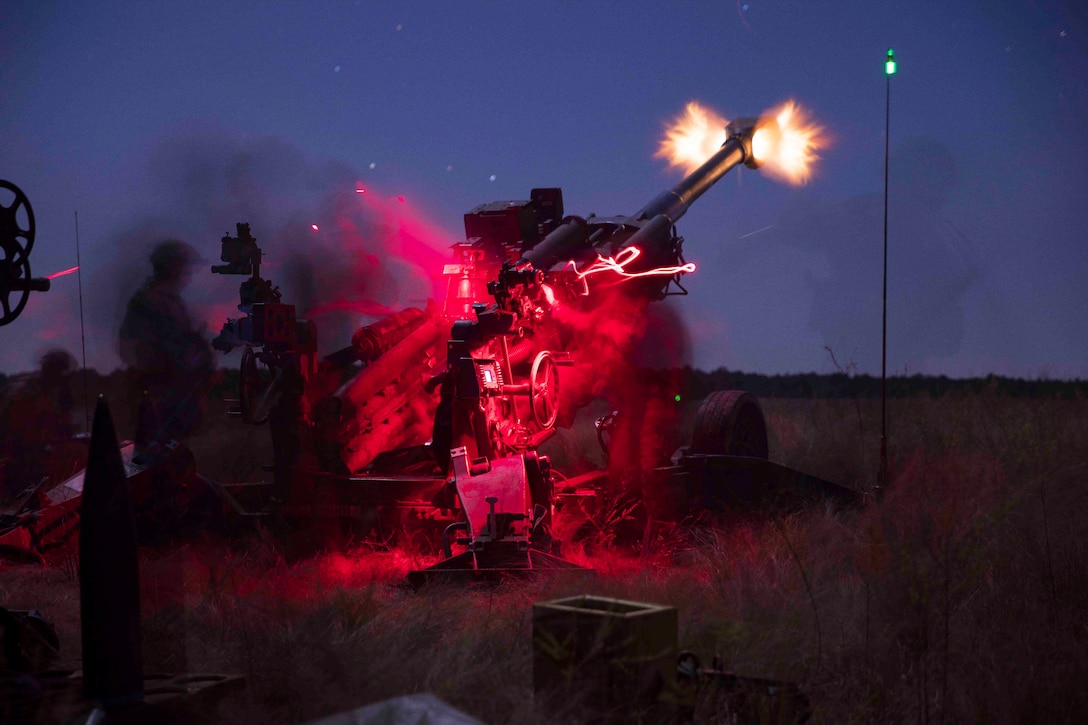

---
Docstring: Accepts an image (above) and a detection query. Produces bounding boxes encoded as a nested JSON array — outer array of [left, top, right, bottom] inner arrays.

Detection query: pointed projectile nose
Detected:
[[79, 396, 144, 707]]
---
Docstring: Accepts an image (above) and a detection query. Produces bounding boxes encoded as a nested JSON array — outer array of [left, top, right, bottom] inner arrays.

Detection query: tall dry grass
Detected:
[[1, 390, 1086, 723]]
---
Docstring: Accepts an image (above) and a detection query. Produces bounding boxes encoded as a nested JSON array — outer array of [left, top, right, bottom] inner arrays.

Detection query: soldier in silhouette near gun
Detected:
[[0, 349, 77, 500], [119, 240, 215, 444]]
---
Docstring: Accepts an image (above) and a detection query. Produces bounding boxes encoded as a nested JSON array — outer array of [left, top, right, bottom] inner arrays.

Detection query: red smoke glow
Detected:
[[30, 300, 81, 344], [303, 298, 398, 319], [194, 300, 244, 339], [348, 184, 457, 302], [550, 285, 692, 484]]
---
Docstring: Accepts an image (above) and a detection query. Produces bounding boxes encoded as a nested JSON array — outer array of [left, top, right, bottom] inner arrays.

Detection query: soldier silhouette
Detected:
[[119, 240, 215, 443], [0, 349, 77, 499]]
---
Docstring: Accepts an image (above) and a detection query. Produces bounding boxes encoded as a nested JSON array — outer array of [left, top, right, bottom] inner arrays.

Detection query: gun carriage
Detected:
[[1, 110, 857, 576], [208, 114, 858, 582]]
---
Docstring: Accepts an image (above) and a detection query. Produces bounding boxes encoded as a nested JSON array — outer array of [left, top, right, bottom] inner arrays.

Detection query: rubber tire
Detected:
[[690, 390, 769, 459], [239, 347, 272, 425]]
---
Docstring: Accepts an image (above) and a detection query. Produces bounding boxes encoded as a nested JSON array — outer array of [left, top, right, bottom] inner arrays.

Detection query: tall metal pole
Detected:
[[881, 49, 896, 491], [75, 211, 90, 433]]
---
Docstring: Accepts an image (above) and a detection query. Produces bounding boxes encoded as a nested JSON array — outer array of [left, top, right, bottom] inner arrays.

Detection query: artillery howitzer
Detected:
[[206, 110, 859, 582]]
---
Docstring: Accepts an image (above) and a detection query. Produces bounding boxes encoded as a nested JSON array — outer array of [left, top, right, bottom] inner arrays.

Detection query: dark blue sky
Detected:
[[2, 1, 1085, 378]]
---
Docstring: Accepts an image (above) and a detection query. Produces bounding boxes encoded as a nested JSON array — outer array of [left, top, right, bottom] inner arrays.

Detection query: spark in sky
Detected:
[[737, 0, 752, 32]]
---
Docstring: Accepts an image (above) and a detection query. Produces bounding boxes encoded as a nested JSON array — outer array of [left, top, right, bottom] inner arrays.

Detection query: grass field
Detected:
[[2, 387, 1086, 723]]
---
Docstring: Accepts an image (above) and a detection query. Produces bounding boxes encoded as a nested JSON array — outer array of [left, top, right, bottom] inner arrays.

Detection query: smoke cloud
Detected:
[[772, 136, 979, 372], [87, 126, 455, 368]]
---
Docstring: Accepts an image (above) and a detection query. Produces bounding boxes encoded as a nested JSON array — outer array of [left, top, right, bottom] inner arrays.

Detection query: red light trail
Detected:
[[566, 247, 695, 283], [46, 265, 80, 279]]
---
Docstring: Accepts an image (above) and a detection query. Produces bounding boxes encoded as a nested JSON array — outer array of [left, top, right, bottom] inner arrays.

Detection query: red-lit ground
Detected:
[[3, 390, 1086, 723]]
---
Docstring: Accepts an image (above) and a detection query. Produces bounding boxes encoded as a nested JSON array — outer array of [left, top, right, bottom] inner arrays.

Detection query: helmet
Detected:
[[150, 239, 202, 280], [39, 348, 75, 379]]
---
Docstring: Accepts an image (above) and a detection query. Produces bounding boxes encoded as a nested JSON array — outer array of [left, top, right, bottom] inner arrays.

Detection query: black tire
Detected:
[[239, 347, 273, 425], [690, 390, 768, 459]]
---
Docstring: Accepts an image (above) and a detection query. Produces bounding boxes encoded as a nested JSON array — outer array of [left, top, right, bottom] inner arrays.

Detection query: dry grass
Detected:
[[2, 391, 1087, 723]]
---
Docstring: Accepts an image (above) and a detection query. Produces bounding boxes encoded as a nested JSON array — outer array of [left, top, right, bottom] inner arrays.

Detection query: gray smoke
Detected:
[[89, 127, 447, 366], [773, 136, 979, 371]]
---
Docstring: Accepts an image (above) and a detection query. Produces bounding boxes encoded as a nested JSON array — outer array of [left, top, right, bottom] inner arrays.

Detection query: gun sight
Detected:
[[212, 222, 261, 276]]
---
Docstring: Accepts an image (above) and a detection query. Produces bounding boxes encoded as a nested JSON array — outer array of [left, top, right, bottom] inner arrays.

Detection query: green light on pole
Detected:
[[885, 48, 897, 75]]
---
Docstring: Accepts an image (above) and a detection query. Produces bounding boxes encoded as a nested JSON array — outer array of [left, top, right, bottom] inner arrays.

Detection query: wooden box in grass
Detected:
[[532, 595, 677, 713]]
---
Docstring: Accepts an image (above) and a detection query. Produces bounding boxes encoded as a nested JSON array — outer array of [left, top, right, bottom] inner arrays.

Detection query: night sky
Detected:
[[3, 1, 1085, 379]]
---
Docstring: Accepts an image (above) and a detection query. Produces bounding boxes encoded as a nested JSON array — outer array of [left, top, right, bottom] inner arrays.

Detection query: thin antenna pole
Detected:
[[75, 211, 90, 432], [880, 58, 892, 491]]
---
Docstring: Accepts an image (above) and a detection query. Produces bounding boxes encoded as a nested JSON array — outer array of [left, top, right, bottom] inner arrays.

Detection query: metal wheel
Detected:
[[0, 246, 31, 326], [690, 390, 768, 459], [0, 180, 35, 261], [528, 351, 559, 429], [238, 347, 275, 424]]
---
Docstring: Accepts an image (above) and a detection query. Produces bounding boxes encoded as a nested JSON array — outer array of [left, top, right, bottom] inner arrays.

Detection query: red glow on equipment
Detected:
[[46, 265, 80, 279], [566, 247, 696, 284], [348, 178, 459, 302], [304, 298, 398, 318]]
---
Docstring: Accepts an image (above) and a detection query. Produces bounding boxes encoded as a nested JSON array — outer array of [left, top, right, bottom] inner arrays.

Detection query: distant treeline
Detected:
[[1, 367, 1084, 401], [680, 368, 1087, 400]]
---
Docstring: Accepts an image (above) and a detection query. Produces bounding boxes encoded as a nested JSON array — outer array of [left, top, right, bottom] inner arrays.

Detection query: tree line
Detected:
[[679, 368, 1087, 400]]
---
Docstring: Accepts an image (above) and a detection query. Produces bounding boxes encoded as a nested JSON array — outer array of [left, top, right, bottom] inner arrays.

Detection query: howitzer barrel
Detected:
[[637, 139, 746, 223], [323, 306, 431, 369], [637, 117, 760, 224], [520, 118, 760, 272], [8, 278, 51, 293], [521, 215, 591, 273], [352, 307, 428, 363]]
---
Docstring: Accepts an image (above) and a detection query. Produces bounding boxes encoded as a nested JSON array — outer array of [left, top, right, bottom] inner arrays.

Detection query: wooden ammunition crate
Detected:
[[532, 595, 677, 717]]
